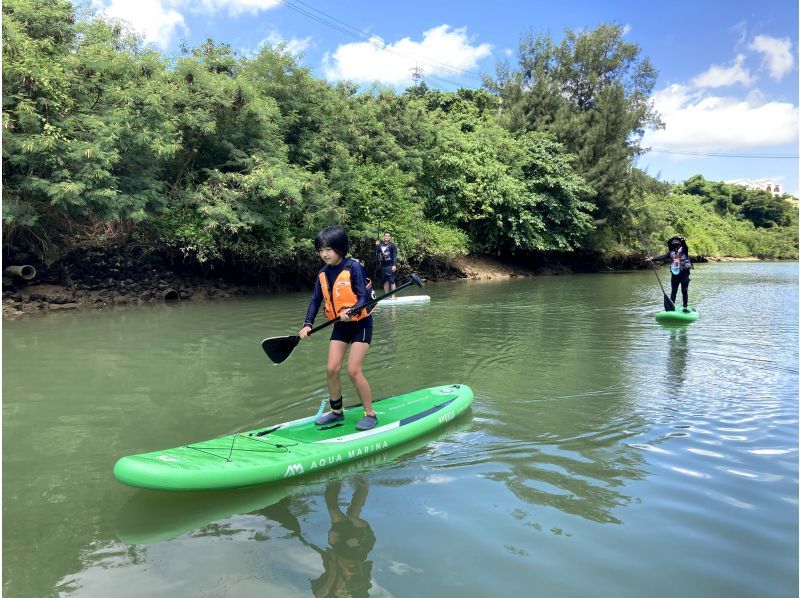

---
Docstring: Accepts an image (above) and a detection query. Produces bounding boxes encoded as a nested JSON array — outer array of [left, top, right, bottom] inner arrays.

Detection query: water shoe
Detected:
[[356, 415, 378, 430], [315, 411, 344, 425]]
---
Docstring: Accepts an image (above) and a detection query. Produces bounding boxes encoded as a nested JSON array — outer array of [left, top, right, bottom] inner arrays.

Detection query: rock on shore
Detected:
[[2, 246, 251, 318], [2, 245, 656, 318]]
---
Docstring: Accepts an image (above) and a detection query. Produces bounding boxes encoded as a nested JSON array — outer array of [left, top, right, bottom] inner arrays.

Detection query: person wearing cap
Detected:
[[646, 236, 693, 312]]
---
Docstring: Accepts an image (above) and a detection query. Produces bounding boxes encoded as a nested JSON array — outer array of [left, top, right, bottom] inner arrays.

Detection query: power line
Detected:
[[647, 148, 799, 159], [274, 0, 484, 83]]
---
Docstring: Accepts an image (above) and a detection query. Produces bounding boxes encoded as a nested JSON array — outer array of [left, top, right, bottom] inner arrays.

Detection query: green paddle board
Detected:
[[114, 384, 473, 491], [655, 306, 699, 323], [115, 417, 472, 544]]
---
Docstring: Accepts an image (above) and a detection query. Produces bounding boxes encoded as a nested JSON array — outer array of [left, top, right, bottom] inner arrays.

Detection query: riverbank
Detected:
[[0, 245, 738, 319]]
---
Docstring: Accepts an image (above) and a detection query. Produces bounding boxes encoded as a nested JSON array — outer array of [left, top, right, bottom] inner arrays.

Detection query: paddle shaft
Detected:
[[304, 277, 419, 338], [636, 229, 676, 310]]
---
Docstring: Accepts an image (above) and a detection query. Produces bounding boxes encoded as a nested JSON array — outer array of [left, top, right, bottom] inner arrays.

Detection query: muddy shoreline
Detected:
[[1, 245, 733, 319]]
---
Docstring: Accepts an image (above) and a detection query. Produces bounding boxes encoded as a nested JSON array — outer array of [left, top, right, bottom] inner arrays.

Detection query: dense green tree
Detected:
[[740, 191, 793, 228], [1, 6, 795, 270], [410, 88, 592, 253], [153, 41, 340, 263], [3, 0, 174, 254], [486, 25, 661, 238], [681, 174, 793, 228]]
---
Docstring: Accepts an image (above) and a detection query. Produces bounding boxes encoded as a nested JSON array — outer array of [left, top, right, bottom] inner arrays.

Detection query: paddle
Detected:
[[636, 229, 676, 312], [262, 273, 424, 364]]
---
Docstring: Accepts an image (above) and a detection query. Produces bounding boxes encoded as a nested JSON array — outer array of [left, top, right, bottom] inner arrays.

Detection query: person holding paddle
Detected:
[[300, 226, 379, 431], [646, 236, 693, 312], [374, 231, 398, 296]]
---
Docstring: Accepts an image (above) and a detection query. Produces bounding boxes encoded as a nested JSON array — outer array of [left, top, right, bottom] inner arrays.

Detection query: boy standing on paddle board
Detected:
[[646, 236, 693, 312], [374, 232, 397, 296], [300, 226, 379, 431]]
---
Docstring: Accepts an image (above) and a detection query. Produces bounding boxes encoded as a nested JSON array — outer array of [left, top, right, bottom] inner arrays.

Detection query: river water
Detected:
[[3, 261, 798, 597]]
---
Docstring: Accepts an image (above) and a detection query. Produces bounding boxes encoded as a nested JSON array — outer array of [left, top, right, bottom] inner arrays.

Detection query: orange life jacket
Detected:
[[319, 259, 375, 321]]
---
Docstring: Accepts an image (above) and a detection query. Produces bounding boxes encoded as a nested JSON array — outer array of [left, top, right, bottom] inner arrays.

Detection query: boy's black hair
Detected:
[[315, 225, 349, 256]]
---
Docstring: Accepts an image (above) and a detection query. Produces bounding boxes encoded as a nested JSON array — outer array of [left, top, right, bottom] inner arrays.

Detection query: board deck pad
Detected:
[[114, 384, 473, 491]]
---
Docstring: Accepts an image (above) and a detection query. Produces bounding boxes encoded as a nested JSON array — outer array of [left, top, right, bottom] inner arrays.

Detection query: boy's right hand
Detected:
[[299, 326, 312, 339]]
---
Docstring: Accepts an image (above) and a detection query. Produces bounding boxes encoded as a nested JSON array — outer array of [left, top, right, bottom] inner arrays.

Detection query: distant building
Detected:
[[724, 178, 783, 196]]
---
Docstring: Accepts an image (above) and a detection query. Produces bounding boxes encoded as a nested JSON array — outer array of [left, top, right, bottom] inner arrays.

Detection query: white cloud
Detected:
[[642, 84, 799, 152], [732, 21, 748, 48], [258, 31, 312, 56], [621, 24, 632, 36], [692, 54, 754, 88], [322, 25, 492, 86], [749, 35, 794, 80], [92, 0, 187, 49], [92, 0, 281, 49], [190, 0, 281, 17]]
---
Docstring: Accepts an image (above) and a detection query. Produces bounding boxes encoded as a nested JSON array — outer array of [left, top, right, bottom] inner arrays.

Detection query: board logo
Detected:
[[156, 455, 178, 462], [284, 463, 305, 477]]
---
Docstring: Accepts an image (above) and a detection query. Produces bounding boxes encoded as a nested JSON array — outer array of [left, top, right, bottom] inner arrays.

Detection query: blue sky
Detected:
[[86, 0, 799, 196]]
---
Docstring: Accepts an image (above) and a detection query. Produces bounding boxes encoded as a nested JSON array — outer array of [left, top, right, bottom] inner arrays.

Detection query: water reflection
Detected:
[[478, 423, 647, 526], [666, 327, 689, 387], [314, 479, 375, 597], [260, 479, 376, 597], [115, 482, 295, 545], [116, 478, 380, 596]]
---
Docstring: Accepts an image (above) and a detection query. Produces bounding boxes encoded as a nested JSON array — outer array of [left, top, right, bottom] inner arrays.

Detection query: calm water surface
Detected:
[[3, 262, 798, 597]]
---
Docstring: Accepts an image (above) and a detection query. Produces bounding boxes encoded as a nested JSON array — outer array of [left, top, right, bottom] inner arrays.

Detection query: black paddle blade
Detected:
[[663, 295, 675, 311], [411, 273, 424, 288], [262, 335, 301, 364]]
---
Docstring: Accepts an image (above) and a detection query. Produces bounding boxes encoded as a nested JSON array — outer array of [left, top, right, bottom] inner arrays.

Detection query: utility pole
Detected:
[[410, 65, 424, 84]]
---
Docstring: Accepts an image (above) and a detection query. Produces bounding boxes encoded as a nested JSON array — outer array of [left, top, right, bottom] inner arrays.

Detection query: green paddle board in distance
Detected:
[[655, 306, 699, 323], [114, 384, 473, 491]]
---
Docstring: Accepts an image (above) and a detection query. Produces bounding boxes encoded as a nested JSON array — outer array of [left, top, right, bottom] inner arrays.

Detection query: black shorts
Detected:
[[330, 316, 373, 344], [381, 265, 396, 284]]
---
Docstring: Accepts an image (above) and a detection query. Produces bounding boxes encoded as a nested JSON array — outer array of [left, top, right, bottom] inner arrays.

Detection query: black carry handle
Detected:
[[636, 229, 676, 312], [261, 274, 424, 364]]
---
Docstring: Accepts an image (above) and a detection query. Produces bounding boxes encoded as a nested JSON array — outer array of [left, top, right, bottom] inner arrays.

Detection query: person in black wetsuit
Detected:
[[374, 232, 397, 296], [647, 235, 693, 312], [300, 226, 378, 431]]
